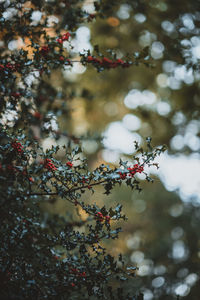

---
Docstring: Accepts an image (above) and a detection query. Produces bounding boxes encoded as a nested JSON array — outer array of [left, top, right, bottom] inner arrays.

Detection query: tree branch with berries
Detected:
[[0, 1, 164, 300]]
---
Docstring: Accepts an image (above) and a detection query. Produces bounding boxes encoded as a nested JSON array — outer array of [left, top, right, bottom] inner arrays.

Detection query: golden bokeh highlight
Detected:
[[107, 17, 120, 27]]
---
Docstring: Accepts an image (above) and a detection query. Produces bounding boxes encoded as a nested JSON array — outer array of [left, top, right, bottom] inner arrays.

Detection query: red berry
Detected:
[[102, 57, 113, 65], [34, 111, 42, 119], [61, 32, 71, 41], [88, 14, 95, 19], [40, 46, 50, 56], [87, 56, 94, 62], [57, 38, 63, 44], [66, 161, 73, 168], [11, 92, 21, 98], [116, 59, 124, 64]]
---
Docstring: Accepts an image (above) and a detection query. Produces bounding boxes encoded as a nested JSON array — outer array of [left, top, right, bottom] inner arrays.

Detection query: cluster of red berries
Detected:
[[95, 212, 111, 223], [66, 161, 73, 168], [44, 159, 57, 171], [59, 57, 72, 65], [7, 165, 16, 172], [87, 56, 131, 69], [70, 268, 86, 278], [6, 62, 20, 71], [11, 141, 23, 154], [118, 164, 144, 180], [1, 163, 34, 182], [128, 164, 144, 176], [0, 62, 20, 72], [39, 33, 70, 58], [39, 46, 50, 56], [56, 32, 71, 44], [11, 92, 21, 98], [81, 176, 89, 184], [118, 172, 127, 180]]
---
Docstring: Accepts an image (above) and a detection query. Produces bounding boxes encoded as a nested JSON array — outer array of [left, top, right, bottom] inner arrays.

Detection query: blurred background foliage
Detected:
[[9, 0, 200, 299]]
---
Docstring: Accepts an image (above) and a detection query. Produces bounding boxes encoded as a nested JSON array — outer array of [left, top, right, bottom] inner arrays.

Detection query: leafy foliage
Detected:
[[0, 1, 165, 299]]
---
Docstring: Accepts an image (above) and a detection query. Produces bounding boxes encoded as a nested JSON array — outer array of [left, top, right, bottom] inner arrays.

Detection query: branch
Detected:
[[26, 179, 107, 197]]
